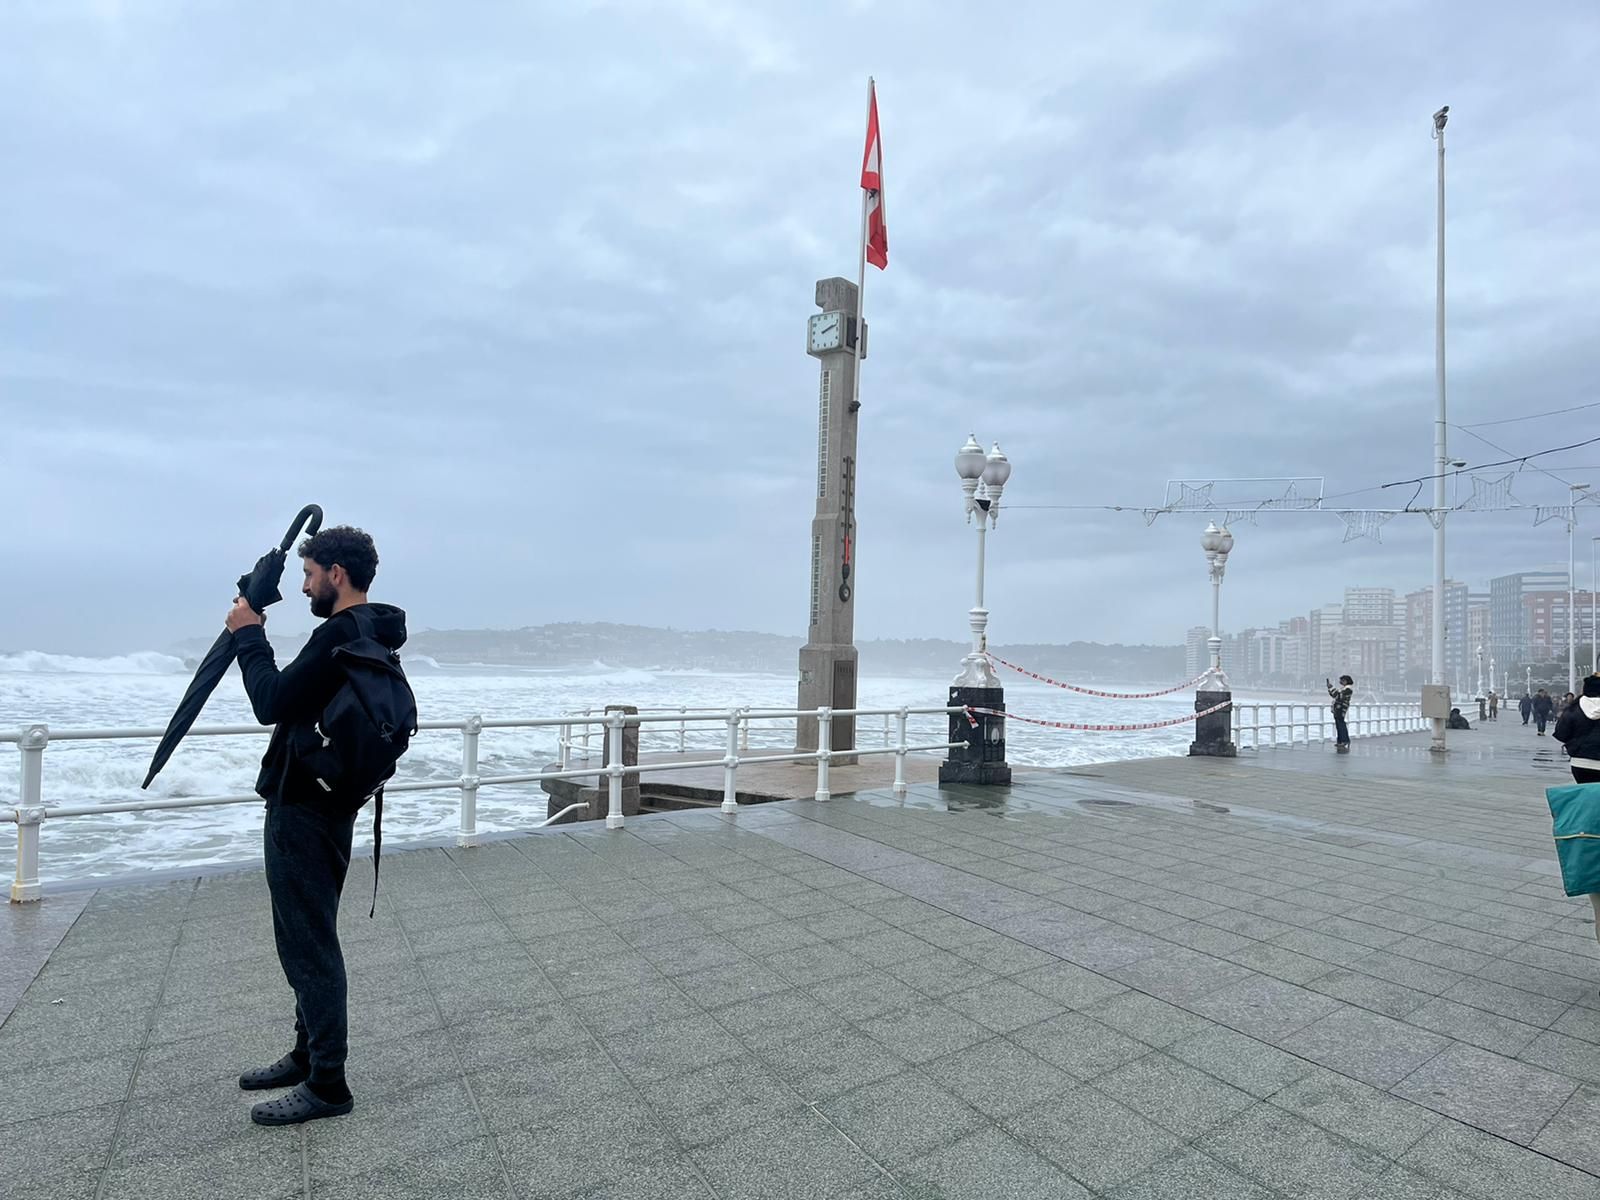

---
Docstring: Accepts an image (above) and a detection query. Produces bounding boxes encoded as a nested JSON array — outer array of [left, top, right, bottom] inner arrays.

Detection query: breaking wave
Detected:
[[0, 651, 190, 676]]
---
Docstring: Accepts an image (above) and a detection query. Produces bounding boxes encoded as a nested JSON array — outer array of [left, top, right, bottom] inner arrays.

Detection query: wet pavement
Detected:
[[3, 716, 1597, 1198]]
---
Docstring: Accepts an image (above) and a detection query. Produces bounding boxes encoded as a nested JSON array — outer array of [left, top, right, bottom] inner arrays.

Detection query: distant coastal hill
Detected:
[[166, 621, 1183, 681], [401, 622, 1184, 682]]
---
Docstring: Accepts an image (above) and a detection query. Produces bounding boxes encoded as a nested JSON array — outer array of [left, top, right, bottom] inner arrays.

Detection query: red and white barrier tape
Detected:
[[985, 653, 1211, 700], [964, 699, 1232, 733]]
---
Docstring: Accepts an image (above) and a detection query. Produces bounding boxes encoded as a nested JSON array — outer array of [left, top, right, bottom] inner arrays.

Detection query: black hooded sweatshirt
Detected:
[[233, 603, 408, 804]]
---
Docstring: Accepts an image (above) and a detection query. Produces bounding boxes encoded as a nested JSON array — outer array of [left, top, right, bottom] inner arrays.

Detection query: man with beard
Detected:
[[224, 525, 408, 1125]]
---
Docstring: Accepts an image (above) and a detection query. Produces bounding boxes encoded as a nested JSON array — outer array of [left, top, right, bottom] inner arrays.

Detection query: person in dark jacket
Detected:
[[1327, 675, 1354, 751], [1555, 676, 1600, 784], [1554, 677, 1600, 951], [224, 526, 407, 1127], [1519, 693, 1534, 725], [1533, 689, 1555, 735], [1447, 707, 1472, 730]]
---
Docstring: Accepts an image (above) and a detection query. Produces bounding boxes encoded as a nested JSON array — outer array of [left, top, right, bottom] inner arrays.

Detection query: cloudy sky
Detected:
[[2, 0, 1596, 656]]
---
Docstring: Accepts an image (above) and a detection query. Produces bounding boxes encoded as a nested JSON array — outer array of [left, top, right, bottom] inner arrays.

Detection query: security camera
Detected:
[[1450, 459, 1467, 468], [1433, 106, 1449, 130]]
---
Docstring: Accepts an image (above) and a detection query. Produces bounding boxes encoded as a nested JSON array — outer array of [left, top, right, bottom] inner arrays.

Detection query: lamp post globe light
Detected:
[[940, 435, 1013, 786], [1189, 521, 1237, 757]]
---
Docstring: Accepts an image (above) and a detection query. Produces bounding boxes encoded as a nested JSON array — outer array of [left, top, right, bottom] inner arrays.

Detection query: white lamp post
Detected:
[[1200, 521, 1234, 689], [952, 435, 1010, 687], [1571, 484, 1591, 693]]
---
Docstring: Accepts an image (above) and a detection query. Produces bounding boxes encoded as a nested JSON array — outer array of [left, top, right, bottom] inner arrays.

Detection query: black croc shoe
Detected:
[[239, 1054, 309, 1091], [250, 1082, 354, 1126]]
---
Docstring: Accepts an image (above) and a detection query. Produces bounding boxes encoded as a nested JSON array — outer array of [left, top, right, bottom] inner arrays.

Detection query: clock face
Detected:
[[808, 311, 843, 353]]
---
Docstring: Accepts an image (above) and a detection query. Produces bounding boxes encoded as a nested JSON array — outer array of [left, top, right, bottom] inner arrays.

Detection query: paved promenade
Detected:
[[3, 715, 1598, 1198]]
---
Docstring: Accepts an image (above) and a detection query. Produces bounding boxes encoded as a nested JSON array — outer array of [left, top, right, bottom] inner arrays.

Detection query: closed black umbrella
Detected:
[[142, 504, 323, 789]]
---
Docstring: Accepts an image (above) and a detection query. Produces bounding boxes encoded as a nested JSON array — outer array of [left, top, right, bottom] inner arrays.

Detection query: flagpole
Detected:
[[852, 76, 872, 416]]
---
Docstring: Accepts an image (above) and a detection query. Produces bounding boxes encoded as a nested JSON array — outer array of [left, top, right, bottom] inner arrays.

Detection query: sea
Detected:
[[0, 650, 1277, 885]]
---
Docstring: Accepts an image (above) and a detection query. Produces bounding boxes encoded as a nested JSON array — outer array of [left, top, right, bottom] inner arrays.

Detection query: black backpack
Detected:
[[302, 608, 418, 915]]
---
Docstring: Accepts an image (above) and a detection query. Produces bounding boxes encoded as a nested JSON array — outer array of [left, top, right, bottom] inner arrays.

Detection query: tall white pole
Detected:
[[1569, 498, 1577, 694], [851, 77, 872, 420], [974, 520, 987, 653], [1430, 107, 1449, 753], [1591, 536, 1597, 675]]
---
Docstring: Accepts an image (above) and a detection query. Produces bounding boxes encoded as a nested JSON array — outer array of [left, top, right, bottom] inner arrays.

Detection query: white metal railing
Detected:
[[556, 706, 940, 765], [2, 705, 964, 902], [1229, 702, 1427, 750]]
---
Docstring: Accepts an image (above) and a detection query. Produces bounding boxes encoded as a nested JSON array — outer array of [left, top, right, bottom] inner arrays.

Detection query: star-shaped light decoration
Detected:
[[1534, 505, 1571, 527], [1336, 510, 1395, 543], [1459, 473, 1518, 511], [1175, 482, 1216, 510], [1262, 481, 1320, 511], [1224, 509, 1259, 527]]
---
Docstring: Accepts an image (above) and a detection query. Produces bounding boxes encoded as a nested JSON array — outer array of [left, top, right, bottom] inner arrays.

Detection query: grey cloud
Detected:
[[1, 0, 1596, 657]]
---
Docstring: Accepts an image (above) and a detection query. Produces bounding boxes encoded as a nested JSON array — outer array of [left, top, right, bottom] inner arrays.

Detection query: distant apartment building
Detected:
[[1523, 591, 1599, 661], [1403, 581, 1469, 682], [1185, 626, 1211, 679], [1490, 569, 1568, 664], [1343, 587, 1396, 626], [1308, 605, 1342, 678]]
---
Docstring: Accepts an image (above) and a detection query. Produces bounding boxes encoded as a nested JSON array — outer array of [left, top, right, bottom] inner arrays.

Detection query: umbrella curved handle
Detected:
[[278, 504, 324, 552]]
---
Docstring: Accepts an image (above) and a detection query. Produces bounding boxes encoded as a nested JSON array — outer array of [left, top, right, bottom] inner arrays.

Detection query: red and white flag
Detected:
[[861, 80, 887, 270]]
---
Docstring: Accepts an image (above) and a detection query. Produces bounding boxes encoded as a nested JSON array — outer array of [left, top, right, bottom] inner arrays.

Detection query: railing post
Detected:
[[678, 706, 687, 754], [605, 713, 626, 830], [12, 724, 47, 903], [893, 708, 909, 798], [559, 720, 570, 770], [814, 707, 832, 803], [580, 709, 593, 760], [1252, 706, 1261, 750], [740, 715, 750, 752], [883, 713, 892, 748], [458, 715, 482, 848], [721, 710, 741, 814]]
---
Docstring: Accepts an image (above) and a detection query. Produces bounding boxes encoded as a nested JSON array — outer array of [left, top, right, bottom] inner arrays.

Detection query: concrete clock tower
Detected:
[[798, 277, 865, 753]]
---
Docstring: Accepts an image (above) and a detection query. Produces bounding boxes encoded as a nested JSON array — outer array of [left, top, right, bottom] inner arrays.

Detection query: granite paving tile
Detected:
[[1549, 1003, 1600, 1045], [0, 1102, 122, 1198], [578, 1156, 720, 1200], [1310, 968, 1436, 1019], [1188, 973, 1346, 1041], [942, 977, 1068, 1033], [1167, 1025, 1320, 1097], [1530, 1082, 1600, 1176], [1199, 1102, 1391, 1200], [1104, 1147, 1283, 1200], [637, 1053, 808, 1147], [1009, 961, 1129, 1010], [690, 1108, 882, 1200], [891, 1124, 1091, 1200], [818, 1070, 988, 1170], [1402, 997, 1544, 1057], [98, 1133, 307, 1200], [1440, 977, 1571, 1028], [1270, 1067, 1441, 1157], [493, 1102, 678, 1198], [919, 1036, 1077, 1119], [1283, 1007, 1452, 1088], [1107, 946, 1256, 1004], [1096, 1051, 1257, 1138], [855, 997, 990, 1064], [1393, 1042, 1579, 1145], [1008, 1011, 1152, 1081], [1400, 1118, 1600, 1200], [1518, 1028, 1600, 1084], [1005, 1085, 1184, 1192], [1080, 989, 1214, 1048], [755, 1025, 912, 1102], [883, 948, 1001, 998]]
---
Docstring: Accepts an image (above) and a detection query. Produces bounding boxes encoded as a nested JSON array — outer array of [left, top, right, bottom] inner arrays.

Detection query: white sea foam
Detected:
[[0, 650, 190, 676], [0, 653, 1299, 885]]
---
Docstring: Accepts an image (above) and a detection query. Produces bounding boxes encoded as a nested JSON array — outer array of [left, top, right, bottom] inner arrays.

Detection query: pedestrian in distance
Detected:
[[1447, 707, 1473, 730], [1488, 690, 1499, 720], [1533, 689, 1555, 735], [226, 526, 411, 1127], [1553, 676, 1600, 954], [1327, 675, 1354, 752], [1520, 692, 1534, 725], [1561, 691, 1579, 717]]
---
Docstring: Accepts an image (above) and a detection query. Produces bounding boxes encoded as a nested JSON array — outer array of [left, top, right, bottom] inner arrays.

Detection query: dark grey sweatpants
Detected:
[[263, 799, 358, 1089]]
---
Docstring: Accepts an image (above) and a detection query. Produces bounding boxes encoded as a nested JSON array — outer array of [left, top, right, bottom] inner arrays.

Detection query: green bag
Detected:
[[1546, 783, 1600, 897]]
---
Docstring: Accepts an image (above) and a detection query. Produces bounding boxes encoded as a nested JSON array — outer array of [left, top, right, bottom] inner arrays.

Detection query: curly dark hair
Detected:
[[299, 526, 379, 592]]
